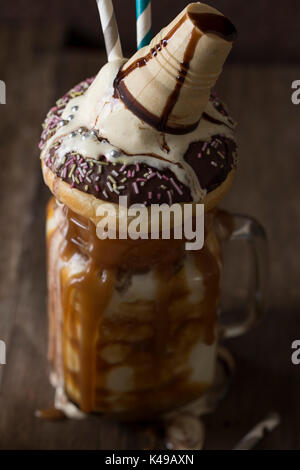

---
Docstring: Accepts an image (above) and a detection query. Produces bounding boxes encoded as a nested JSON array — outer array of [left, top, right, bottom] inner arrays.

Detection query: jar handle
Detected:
[[218, 214, 268, 339]]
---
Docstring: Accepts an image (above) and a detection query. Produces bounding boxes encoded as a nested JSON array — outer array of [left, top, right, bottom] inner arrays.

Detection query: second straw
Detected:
[[136, 0, 152, 49]]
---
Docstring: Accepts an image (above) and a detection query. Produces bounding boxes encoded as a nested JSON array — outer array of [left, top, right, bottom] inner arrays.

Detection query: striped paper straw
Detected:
[[136, 0, 152, 49], [96, 0, 123, 61]]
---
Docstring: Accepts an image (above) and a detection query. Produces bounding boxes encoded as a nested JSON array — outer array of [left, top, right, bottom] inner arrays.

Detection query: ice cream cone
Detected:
[[115, 2, 236, 134]]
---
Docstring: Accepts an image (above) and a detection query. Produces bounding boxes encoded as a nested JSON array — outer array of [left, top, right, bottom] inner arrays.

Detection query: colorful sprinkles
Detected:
[[39, 77, 95, 151], [40, 78, 238, 206], [45, 147, 191, 206], [184, 133, 237, 192]]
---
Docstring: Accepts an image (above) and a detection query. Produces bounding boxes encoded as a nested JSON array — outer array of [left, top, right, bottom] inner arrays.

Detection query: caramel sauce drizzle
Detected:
[[36, 408, 66, 421], [46, 198, 224, 415]]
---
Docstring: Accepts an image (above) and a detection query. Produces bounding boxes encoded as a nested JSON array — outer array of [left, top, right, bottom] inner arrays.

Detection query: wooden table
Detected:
[[0, 26, 299, 450]]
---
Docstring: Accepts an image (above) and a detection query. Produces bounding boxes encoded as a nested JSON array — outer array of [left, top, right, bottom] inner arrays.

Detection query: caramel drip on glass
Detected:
[[46, 198, 223, 415]]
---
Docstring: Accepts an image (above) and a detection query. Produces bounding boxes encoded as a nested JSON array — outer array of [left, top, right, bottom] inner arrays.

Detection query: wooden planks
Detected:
[[205, 65, 300, 450], [0, 26, 299, 449], [0, 28, 148, 450], [0, 26, 61, 390]]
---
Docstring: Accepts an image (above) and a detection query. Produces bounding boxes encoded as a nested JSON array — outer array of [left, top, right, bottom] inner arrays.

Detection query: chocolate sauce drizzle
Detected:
[[114, 12, 236, 135], [188, 12, 237, 42], [202, 112, 233, 129], [158, 26, 201, 133]]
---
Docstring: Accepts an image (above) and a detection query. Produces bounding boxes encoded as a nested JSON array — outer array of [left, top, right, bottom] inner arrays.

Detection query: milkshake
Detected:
[[39, 2, 238, 418]]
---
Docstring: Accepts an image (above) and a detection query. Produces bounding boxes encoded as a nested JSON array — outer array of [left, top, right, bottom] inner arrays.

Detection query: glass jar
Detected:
[[46, 197, 267, 418]]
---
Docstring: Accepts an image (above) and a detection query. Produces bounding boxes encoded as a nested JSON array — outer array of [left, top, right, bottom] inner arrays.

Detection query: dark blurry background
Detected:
[[1, 0, 300, 62], [1, 0, 300, 451]]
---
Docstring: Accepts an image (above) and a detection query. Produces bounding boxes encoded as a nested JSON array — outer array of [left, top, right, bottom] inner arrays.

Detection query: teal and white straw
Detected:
[[136, 0, 152, 50]]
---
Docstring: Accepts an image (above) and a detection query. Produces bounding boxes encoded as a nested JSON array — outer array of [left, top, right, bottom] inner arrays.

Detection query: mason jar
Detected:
[[46, 197, 266, 419]]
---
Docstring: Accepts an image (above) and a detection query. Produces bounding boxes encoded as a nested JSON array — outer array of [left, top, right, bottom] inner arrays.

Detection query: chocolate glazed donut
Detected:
[[40, 77, 237, 212]]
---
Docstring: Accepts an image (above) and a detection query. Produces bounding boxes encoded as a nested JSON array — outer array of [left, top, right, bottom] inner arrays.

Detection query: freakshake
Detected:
[[39, 2, 237, 417]]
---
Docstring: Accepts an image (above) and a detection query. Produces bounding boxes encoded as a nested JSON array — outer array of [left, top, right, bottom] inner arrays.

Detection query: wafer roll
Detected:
[[115, 2, 236, 134]]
